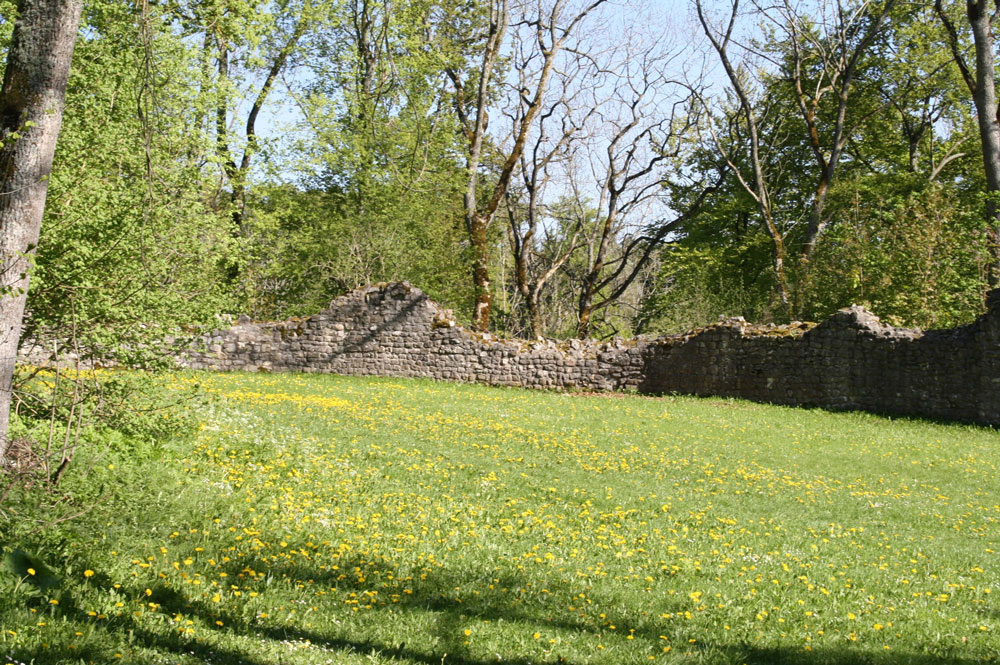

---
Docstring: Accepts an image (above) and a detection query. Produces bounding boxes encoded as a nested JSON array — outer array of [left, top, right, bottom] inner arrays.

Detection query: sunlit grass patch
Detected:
[[1, 372, 997, 664]]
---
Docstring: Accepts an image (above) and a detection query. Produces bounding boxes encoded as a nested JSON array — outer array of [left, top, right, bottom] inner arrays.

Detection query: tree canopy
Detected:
[[3, 0, 998, 348]]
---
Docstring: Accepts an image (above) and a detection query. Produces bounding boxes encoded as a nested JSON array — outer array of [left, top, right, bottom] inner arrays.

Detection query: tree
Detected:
[[570, 42, 713, 339], [648, 0, 986, 329], [936, 0, 1000, 286], [242, 0, 473, 318], [867, 3, 970, 180], [163, 0, 319, 296], [768, 0, 897, 266], [224, 0, 314, 232], [22, 0, 237, 354], [697, 0, 793, 312], [448, 0, 607, 331], [501, 18, 599, 338], [0, 0, 83, 461], [693, 0, 964, 318]]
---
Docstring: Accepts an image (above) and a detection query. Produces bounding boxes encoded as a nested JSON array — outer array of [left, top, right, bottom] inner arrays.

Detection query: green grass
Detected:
[[1, 371, 998, 664]]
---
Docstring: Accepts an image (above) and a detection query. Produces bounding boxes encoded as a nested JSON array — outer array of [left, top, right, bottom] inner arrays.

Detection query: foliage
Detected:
[[2, 367, 204, 509], [22, 0, 236, 360], [665, 0, 989, 329], [240, 183, 471, 319], [11, 368, 204, 449], [803, 176, 987, 327], [639, 242, 775, 334], [0, 0, 995, 360], [236, 0, 475, 319]]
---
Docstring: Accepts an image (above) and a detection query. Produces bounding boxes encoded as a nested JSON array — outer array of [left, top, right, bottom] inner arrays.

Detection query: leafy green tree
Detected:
[[664, 0, 987, 329], [804, 176, 987, 327], [240, 0, 474, 318], [935, 0, 1000, 286], [22, 0, 236, 359]]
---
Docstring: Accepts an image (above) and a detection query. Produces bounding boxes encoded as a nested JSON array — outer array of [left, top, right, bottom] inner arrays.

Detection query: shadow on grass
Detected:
[[7, 554, 991, 665]]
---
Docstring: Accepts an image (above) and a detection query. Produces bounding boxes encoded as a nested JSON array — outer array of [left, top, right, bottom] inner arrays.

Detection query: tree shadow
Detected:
[[8, 552, 992, 665]]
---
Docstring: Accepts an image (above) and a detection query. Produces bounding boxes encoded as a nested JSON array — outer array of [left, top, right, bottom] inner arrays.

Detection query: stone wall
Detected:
[[181, 282, 647, 392], [639, 305, 995, 424], [179, 282, 1000, 425]]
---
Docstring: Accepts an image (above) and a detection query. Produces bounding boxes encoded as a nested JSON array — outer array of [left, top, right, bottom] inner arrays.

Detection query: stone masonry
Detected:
[[178, 281, 1000, 426], [181, 282, 647, 392]]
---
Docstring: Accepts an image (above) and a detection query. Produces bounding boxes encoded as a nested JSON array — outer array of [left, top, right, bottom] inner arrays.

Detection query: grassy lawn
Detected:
[[1, 371, 998, 664]]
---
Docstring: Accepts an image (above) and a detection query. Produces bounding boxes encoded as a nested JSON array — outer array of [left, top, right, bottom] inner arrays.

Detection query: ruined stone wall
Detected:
[[178, 282, 1000, 425], [181, 282, 647, 392], [639, 306, 990, 423]]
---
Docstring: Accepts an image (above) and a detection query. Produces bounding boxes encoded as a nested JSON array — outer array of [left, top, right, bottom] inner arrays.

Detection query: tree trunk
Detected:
[[576, 296, 594, 339], [468, 211, 492, 332], [509, 229, 538, 337], [0, 0, 83, 461], [968, 0, 1000, 285], [577, 212, 613, 339], [802, 170, 831, 260], [527, 293, 543, 340]]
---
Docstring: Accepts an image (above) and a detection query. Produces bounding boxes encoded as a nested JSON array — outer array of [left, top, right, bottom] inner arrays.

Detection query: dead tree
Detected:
[[572, 37, 718, 339], [503, 38, 601, 338]]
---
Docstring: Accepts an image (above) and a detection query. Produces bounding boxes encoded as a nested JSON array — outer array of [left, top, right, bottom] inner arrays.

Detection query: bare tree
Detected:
[[936, 0, 1000, 285], [502, 37, 601, 338], [0, 0, 84, 461], [448, 0, 607, 332], [571, 39, 717, 339]]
